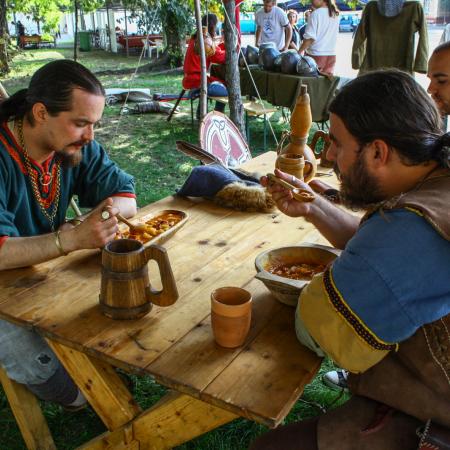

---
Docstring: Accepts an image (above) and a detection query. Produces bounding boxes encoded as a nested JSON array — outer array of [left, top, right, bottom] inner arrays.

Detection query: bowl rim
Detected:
[[254, 242, 340, 288]]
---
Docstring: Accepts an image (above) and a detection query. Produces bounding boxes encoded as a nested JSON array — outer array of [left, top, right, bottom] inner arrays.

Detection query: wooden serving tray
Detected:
[[118, 209, 188, 248]]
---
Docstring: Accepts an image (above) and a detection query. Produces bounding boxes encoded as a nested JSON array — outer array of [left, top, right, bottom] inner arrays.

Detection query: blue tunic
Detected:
[[0, 123, 135, 237]]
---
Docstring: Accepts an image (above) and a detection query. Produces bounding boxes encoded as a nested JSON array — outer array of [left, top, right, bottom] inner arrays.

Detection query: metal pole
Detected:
[[193, 0, 207, 122]]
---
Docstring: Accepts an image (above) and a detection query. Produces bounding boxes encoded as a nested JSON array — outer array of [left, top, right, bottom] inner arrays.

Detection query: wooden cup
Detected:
[[100, 239, 178, 320], [211, 287, 252, 348]]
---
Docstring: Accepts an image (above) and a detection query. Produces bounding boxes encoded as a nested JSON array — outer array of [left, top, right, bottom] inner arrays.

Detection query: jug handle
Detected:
[[303, 159, 315, 183], [309, 130, 330, 158], [144, 245, 179, 307]]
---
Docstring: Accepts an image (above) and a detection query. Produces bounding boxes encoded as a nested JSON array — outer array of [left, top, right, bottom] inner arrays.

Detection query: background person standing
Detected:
[[255, 0, 292, 51], [298, 0, 340, 75]]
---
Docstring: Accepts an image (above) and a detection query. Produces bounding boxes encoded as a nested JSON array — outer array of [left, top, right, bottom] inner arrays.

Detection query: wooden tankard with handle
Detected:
[[100, 239, 178, 320]]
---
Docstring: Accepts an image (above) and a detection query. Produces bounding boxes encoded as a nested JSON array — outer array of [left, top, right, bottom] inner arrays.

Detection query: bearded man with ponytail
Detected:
[[0, 60, 136, 410], [252, 70, 450, 450]]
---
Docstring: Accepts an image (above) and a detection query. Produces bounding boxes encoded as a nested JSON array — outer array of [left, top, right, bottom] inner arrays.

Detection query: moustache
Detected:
[[70, 140, 89, 147]]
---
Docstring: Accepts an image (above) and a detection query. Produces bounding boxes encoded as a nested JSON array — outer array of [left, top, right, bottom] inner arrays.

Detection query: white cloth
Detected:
[[304, 7, 339, 56], [440, 23, 450, 44], [255, 6, 289, 51]]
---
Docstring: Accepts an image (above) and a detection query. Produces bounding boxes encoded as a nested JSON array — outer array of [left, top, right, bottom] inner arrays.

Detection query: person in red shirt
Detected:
[[182, 13, 227, 116]]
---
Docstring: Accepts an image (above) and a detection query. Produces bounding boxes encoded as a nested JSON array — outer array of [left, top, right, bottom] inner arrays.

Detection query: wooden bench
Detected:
[[211, 97, 277, 150]]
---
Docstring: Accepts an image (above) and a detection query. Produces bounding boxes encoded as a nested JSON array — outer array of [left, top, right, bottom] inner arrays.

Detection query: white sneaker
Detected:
[[322, 369, 349, 392]]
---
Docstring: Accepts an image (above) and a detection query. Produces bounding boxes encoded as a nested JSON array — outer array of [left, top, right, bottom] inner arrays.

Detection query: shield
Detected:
[[200, 111, 252, 167]]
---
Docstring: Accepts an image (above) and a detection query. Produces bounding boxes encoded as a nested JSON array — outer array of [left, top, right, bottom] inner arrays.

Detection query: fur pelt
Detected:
[[214, 182, 275, 212]]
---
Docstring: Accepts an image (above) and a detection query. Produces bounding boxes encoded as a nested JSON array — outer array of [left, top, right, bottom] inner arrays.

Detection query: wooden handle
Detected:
[[116, 213, 146, 232], [144, 245, 178, 307], [266, 173, 315, 203]]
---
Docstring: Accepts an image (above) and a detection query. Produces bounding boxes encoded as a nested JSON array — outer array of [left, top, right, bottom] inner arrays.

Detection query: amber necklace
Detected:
[[17, 119, 61, 231]]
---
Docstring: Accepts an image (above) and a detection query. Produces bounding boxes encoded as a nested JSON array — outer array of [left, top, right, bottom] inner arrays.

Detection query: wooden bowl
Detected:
[[254, 243, 340, 306], [117, 209, 188, 248]]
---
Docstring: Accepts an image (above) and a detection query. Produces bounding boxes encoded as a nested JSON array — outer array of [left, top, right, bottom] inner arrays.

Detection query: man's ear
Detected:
[[367, 139, 390, 168], [31, 102, 48, 124]]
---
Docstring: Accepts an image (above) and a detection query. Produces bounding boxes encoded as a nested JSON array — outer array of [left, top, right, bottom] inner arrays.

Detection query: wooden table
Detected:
[[0, 152, 328, 449]]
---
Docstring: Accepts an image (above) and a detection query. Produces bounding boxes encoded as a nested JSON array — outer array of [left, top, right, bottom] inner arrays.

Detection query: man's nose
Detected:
[[326, 143, 337, 161], [427, 80, 435, 95], [83, 124, 94, 141]]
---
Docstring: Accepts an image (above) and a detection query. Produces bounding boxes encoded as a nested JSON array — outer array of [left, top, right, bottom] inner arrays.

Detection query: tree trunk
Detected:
[[0, 0, 9, 75], [194, 0, 207, 122], [163, 8, 184, 68], [223, 0, 245, 137], [73, 0, 79, 61]]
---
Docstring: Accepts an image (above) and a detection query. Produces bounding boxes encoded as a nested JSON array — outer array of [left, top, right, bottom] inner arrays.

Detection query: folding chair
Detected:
[[166, 89, 200, 125]]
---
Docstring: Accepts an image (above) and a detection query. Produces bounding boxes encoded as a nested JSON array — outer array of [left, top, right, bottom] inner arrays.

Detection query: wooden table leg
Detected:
[[81, 391, 238, 450], [47, 340, 142, 431], [0, 367, 56, 450]]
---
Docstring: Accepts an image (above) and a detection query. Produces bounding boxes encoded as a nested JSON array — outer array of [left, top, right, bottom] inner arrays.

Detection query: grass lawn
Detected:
[[0, 48, 348, 449]]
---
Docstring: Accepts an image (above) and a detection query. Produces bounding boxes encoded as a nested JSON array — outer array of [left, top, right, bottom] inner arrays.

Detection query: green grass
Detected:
[[0, 49, 347, 449]]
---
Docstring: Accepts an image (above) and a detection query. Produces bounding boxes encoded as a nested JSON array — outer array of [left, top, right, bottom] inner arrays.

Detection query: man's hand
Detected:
[[60, 198, 120, 252], [261, 169, 316, 218]]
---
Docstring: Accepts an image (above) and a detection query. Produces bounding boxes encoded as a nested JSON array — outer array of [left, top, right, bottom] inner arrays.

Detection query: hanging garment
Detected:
[[352, 1, 428, 74]]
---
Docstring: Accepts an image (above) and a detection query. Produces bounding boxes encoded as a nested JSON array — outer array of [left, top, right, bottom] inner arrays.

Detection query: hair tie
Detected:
[[439, 131, 450, 147]]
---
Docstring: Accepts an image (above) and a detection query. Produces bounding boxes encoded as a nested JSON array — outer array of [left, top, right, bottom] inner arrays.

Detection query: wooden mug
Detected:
[[99, 239, 178, 320]]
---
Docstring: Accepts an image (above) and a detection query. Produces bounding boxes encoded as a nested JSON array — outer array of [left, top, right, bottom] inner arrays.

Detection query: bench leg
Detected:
[[245, 111, 250, 146], [0, 367, 56, 450], [263, 114, 267, 151]]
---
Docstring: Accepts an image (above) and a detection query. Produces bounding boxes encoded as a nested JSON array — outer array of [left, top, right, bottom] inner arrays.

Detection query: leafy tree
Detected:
[[0, 0, 9, 74]]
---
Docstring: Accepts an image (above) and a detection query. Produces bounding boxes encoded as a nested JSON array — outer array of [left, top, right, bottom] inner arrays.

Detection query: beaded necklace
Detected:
[[17, 119, 61, 231]]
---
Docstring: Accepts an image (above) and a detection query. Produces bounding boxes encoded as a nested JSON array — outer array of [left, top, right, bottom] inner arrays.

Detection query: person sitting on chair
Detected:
[[0, 59, 136, 411], [182, 13, 227, 118]]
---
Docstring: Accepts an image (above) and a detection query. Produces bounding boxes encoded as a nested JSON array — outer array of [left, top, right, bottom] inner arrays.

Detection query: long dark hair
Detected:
[[329, 70, 449, 168], [192, 13, 218, 38], [325, 0, 339, 17], [0, 59, 104, 125]]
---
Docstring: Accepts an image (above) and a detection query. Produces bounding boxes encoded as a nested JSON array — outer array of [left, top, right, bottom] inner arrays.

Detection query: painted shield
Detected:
[[199, 111, 251, 167]]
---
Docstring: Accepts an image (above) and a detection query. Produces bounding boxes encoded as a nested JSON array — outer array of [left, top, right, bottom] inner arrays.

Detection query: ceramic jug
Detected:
[[275, 153, 314, 181], [279, 84, 317, 182]]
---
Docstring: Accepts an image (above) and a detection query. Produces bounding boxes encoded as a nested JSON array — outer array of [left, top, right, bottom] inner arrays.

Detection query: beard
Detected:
[[56, 145, 85, 168], [335, 153, 385, 210]]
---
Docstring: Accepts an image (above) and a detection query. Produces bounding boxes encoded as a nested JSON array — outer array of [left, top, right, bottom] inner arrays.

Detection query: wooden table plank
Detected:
[[148, 282, 282, 397]]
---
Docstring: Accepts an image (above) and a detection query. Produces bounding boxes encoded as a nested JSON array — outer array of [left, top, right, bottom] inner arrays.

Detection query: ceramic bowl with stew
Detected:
[[254, 243, 340, 306]]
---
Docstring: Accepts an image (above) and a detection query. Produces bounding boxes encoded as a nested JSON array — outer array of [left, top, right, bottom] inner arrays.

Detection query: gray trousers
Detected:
[[0, 319, 78, 405]]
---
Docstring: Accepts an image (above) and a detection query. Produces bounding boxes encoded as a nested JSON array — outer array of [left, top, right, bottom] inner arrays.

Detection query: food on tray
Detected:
[[266, 262, 326, 280], [117, 212, 184, 244]]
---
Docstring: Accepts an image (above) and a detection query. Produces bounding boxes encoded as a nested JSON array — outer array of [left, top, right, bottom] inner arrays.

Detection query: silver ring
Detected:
[[101, 210, 111, 221], [291, 175, 296, 184]]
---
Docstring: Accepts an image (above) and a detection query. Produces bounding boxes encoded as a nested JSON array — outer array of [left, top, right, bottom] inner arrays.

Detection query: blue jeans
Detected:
[[192, 81, 228, 115], [0, 319, 60, 384], [0, 319, 79, 404]]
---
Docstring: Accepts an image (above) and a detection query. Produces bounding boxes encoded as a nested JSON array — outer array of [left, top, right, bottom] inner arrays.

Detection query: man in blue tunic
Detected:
[[0, 60, 136, 409], [253, 70, 450, 449]]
